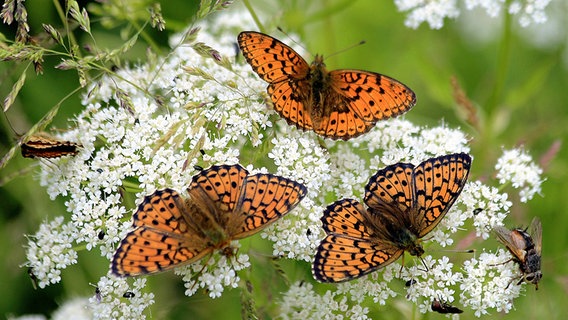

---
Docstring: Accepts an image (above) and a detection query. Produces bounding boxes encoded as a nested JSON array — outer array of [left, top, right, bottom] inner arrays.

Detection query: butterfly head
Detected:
[[311, 55, 326, 68], [406, 242, 424, 257]]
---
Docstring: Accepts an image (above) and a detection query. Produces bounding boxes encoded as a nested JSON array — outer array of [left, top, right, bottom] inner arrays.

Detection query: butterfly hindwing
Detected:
[[313, 199, 403, 282], [112, 189, 210, 276], [329, 70, 416, 122], [268, 80, 315, 131]]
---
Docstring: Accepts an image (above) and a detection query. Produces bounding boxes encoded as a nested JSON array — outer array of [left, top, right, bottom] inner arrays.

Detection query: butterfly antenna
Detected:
[[276, 26, 310, 55], [326, 40, 366, 60], [2, 111, 23, 137]]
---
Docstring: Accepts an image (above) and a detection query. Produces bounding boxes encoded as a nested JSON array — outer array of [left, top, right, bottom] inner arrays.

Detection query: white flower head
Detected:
[[396, 0, 551, 29], [495, 147, 544, 202]]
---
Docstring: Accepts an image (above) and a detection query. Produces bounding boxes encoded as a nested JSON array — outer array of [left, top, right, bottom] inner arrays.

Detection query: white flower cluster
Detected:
[[460, 250, 523, 317], [460, 180, 512, 239], [279, 281, 373, 320], [22, 5, 546, 319], [496, 148, 544, 202], [25, 216, 78, 288], [88, 277, 155, 319], [394, 0, 460, 29], [174, 248, 251, 298], [395, 0, 551, 29]]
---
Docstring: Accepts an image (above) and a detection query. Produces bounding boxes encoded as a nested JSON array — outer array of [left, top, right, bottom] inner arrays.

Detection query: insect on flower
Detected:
[[21, 133, 81, 159], [431, 298, 463, 314], [238, 31, 416, 140], [313, 153, 471, 282], [111, 164, 307, 277], [493, 217, 542, 289]]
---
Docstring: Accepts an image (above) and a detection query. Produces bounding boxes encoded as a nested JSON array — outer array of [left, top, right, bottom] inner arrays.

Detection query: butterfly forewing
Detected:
[[364, 163, 415, 215], [412, 153, 471, 236], [313, 199, 403, 282], [320, 199, 370, 237], [237, 31, 310, 83], [188, 164, 248, 216], [112, 189, 209, 276], [230, 173, 307, 239]]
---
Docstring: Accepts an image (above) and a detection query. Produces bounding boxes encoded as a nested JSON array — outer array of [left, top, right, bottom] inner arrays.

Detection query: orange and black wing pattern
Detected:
[[313, 199, 403, 282], [314, 154, 471, 282], [238, 31, 416, 140], [111, 189, 210, 276], [229, 172, 307, 239], [412, 153, 471, 236], [112, 164, 307, 277], [21, 134, 81, 158]]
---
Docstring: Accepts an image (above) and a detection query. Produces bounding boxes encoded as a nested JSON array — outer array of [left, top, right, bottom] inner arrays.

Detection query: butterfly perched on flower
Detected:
[[237, 31, 416, 140], [111, 164, 307, 277], [21, 133, 81, 158], [312, 153, 471, 282], [493, 217, 542, 289]]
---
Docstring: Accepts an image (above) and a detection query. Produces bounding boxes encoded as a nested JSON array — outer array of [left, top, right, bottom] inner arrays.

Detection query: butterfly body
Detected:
[[112, 164, 307, 277], [313, 153, 471, 282], [238, 31, 416, 140], [494, 217, 542, 289], [366, 207, 424, 257]]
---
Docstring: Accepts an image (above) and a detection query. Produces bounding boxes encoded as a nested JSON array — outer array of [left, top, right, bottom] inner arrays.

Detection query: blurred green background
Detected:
[[0, 0, 566, 319]]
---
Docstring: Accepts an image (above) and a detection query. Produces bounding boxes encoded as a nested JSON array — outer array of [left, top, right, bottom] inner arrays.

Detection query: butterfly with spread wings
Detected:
[[313, 153, 471, 282], [237, 31, 416, 140], [112, 164, 307, 277]]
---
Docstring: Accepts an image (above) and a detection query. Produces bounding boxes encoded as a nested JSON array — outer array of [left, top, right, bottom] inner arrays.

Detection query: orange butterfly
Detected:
[[237, 31, 416, 140], [493, 217, 542, 289], [112, 164, 307, 277], [313, 153, 471, 282]]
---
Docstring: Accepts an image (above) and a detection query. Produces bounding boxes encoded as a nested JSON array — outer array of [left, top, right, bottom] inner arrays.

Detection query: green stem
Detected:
[[122, 179, 143, 193], [130, 19, 162, 55], [486, 4, 512, 116], [52, 0, 81, 57], [242, 0, 264, 32]]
